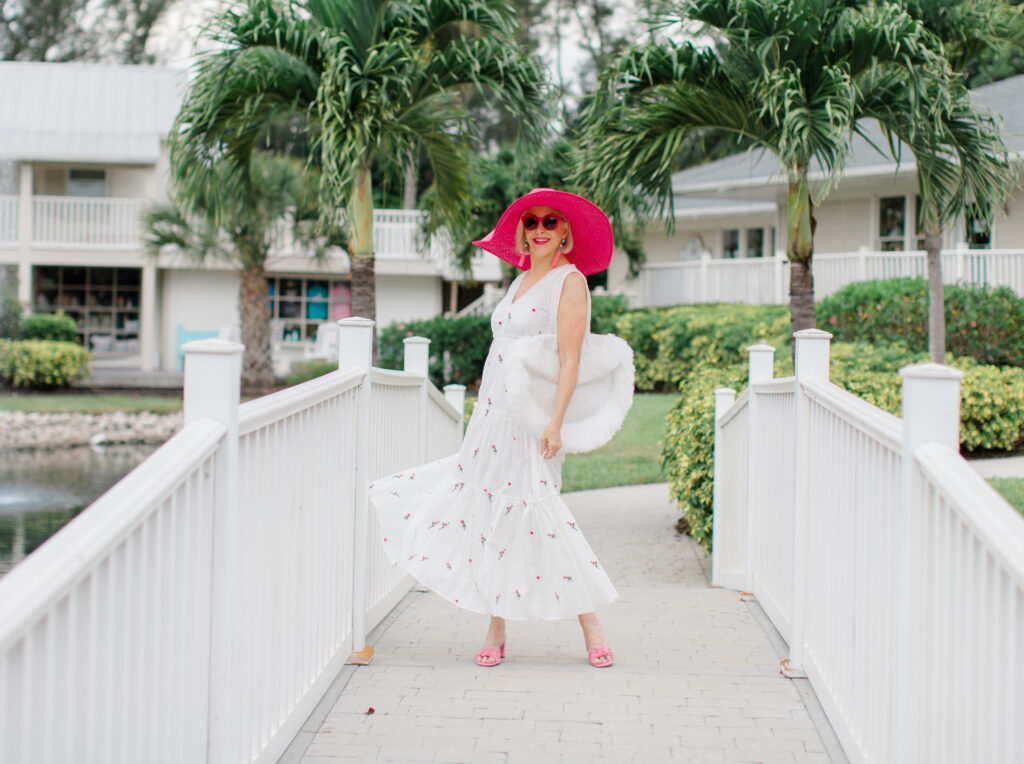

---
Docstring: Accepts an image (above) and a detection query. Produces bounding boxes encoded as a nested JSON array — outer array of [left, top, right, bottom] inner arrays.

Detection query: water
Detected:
[[0, 444, 159, 577]]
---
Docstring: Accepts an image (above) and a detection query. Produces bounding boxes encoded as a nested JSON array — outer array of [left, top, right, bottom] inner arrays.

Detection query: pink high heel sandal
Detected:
[[475, 643, 506, 667], [587, 646, 614, 668]]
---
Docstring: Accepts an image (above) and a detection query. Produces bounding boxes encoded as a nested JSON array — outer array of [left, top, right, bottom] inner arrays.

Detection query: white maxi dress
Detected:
[[369, 263, 619, 620]]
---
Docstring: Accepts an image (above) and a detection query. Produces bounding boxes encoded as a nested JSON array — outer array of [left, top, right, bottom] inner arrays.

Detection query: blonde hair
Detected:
[[515, 213, 574, 255]]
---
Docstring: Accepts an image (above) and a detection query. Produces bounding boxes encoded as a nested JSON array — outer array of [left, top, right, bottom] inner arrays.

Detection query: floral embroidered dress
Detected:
[[369, 263, 618, 620]]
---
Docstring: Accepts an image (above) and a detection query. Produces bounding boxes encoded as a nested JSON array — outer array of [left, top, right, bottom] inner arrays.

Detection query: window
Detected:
[[878, 197, 906, 251], [33, 266, 141, 354], [67, 169, 107, 197], [746, 228, 765, 258], [964, 204, 992, 249], [268, 276, 351, 343], [722, 229, 740, 259]]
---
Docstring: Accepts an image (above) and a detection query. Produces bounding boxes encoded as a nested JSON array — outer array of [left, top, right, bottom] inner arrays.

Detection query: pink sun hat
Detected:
[[473, 188, 614, 275]]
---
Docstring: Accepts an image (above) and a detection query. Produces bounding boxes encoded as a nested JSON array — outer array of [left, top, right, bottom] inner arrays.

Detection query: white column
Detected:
[[955, 240, 967, 283], [404, 336, 431, 465], [744, 344, 775, 594], [139, 263, 157, 371], [338, 317, 375, 662], [787, 328, 832, 675], [183, 338, 243, 764], [444, 383, 466, 433], [17, 163, 32, 307], [895, 363, 963, 763], [711, 386, 737, 587]]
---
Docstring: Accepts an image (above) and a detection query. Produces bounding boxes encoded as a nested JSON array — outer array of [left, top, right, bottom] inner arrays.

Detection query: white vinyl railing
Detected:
[[640, 247, 1024, 307], [31, 195, 144, 250], [712, 330, 1024, 763], [0, 320, 465, 764]]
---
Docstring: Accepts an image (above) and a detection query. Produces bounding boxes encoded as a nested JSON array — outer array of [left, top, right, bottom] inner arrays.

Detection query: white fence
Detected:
[[0, 320, 465, 764], [0, 196, 17, 247], [640, 248, 1024, 307], [713, 330, 1024, 762]]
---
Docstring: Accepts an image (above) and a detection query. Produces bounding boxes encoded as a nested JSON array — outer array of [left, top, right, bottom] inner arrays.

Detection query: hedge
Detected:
[[817, 278, 1024, 367], [20, 312, 80, 343], [612, 304, 790, 391], [662, 342, 1024, 553], [0, 339, 92, 389], [377, 314, 492, 388]]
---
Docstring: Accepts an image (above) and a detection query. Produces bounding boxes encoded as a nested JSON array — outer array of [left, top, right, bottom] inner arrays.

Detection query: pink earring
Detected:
[[552, 248, 561, 267], [517, 247, 528, 268]]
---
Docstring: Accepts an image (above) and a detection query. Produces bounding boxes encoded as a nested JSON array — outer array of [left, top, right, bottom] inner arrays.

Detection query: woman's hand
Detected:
[[540, 420, 562, 459]]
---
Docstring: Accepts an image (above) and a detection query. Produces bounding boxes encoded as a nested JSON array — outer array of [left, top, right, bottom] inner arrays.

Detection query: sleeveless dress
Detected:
[[369, 263, 619, 620]]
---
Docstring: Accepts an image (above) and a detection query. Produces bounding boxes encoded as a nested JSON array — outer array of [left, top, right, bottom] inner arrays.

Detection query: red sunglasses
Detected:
[[522, 214, 561, 231]]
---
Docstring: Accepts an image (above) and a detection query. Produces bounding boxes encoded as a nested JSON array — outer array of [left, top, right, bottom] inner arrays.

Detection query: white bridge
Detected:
[[0, 320, 465, 763], [713, 330, 1023, 762], [1, 322, 1021, 763]]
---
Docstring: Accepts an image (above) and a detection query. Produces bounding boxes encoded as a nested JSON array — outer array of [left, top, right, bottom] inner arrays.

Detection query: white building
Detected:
[[607, 74, 1024, 303], [0, 62, 500, 375]]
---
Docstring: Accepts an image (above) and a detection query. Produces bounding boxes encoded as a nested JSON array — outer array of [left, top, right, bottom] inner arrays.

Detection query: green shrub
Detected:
[[590, 294, 629, 334], [285, 359, 336, 387], [817, 278, 1024, 366], [0, 340, 91, 389], [612, 304, 789, 391], [378, 314, 492, 388], [20, 312, 80, 343]]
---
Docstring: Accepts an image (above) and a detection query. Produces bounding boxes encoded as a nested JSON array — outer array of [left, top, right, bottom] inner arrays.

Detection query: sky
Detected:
[[148, 0, 623, 95]]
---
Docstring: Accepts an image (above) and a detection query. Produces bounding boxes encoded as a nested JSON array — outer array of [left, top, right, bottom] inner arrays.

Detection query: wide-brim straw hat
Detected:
[[473, 188, 614, 276]]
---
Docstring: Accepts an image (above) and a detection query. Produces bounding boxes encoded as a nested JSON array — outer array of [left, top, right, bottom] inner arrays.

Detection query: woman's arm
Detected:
[[540, 273, 588, 459]]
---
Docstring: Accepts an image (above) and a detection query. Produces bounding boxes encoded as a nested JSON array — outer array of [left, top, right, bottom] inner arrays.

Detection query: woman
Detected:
[[369, 188, 630, 668]]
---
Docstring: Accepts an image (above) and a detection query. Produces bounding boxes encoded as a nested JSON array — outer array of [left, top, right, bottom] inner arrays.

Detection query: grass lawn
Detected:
[[562, 393, 680, 493], [0, 393, 182, 414], [989, 477, 1024, 516]]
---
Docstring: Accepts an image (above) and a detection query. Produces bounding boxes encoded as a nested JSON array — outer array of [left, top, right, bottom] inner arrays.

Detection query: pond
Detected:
[[0, 444, 159, 577]]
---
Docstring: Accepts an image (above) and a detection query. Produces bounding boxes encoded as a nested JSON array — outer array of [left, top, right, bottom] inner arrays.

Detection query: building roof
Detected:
[[0, 62, 186, 165], [671, 73, 1024, 197]]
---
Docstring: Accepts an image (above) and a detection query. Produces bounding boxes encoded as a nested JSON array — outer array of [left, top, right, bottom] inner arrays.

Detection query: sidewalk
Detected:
[[284, 483, 845, 764]]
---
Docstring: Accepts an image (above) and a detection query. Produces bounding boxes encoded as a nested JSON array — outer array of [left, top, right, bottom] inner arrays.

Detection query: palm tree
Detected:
[[145, 152, 341, 389], [575, 0, 1011, 334], [170, 0, 546, 324], [901, 0, 1024, 361]]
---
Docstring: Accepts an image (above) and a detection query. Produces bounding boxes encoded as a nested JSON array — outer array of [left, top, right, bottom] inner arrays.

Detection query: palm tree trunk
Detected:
[[239, 265, 275, 390], [787, 170, 817, 333], [924, 220, 945, 363], [349, 162, 376, 323], [403, 163, 417, 210]]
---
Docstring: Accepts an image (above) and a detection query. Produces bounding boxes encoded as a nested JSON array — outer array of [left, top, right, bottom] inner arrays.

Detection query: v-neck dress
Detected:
[[368, 264, 618, 620]]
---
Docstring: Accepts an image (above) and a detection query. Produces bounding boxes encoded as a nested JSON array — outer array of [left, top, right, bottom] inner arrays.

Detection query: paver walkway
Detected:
[[285, 483, 843, 763]]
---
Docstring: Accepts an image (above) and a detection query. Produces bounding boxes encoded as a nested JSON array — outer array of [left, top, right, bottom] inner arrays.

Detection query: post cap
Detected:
[[714, 387, 737, 396], [181, 338, 244, 355], [747, 344, 775, 353], [338, 317, 375, 328], [793, 328, 833, 340], [444, 384, 467, 392], [899, 362, 964, 381], [403, 336, 431, 345]]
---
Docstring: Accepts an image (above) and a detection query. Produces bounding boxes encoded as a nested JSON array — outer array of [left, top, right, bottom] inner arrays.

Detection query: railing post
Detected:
[[183, 338, 244, 764], [857, 245, 868, 283], [787, 328, 832, 676], [955, 240, 967, 283], [699, 253, 710, 304], [444, 384, 467, 434], [711, 387, 737, 587], [744, 344, 775, 594], [895, 363, 963, 762], [339, 317, 375, 663], [404, 336, 431, 464]]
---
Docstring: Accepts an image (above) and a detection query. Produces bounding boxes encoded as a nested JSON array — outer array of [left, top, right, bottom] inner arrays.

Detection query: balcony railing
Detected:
[[0, 196, 460, 268]]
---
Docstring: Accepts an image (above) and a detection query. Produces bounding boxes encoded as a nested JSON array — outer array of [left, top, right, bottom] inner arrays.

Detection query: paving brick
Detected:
[[295, 484, 837, 764]]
